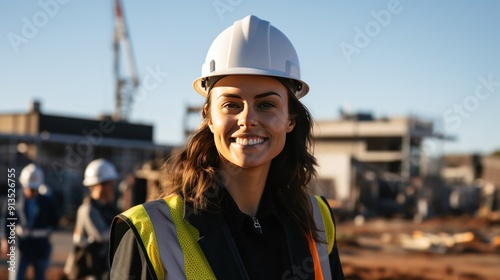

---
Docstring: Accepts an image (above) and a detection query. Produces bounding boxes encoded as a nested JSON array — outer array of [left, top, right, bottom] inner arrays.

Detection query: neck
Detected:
[[221, 161, 270, 217]]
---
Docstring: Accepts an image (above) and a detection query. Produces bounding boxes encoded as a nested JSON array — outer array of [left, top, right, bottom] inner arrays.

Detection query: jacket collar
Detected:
[[185, 196, 250, 280]]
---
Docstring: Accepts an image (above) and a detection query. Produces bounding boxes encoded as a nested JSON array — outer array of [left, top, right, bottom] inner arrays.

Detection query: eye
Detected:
[[257, 102, 275, 109], [222, 102, 240, 109]]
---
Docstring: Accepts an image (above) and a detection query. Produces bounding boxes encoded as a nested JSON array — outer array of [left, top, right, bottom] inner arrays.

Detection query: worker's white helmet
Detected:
[[83, 159, 119, 187], [20, 163, 44, 190], [193, 15, 309, 98]]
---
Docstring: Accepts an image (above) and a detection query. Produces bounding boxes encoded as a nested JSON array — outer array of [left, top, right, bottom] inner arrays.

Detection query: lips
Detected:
[[231, 137, 266, 146]]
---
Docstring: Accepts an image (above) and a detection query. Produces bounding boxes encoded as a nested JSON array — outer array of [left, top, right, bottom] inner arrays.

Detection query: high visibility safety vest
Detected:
[[116, 195, 335, 280]]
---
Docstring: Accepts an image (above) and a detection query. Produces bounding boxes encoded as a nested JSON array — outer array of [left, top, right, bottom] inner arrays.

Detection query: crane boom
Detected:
[[113, 0, 139, 121]]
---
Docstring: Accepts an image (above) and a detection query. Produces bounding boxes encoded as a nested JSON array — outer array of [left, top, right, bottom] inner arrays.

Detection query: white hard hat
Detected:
[[20, 163, 44, 189], [193, 15, 309, 98], [83, 159, 118, 187]]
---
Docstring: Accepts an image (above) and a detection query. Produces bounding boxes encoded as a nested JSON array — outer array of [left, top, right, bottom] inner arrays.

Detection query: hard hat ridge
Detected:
[[226, 15, 271, 70]]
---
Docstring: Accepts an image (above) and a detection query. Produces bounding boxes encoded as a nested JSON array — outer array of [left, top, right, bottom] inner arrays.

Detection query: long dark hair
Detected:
[[160, 87, 320, 240]]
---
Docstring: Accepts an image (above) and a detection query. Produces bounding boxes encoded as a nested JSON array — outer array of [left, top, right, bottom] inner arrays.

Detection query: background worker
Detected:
[[65, 158, 119, 280], [1, 163, 59, 280], [110, 15, 344, 279]]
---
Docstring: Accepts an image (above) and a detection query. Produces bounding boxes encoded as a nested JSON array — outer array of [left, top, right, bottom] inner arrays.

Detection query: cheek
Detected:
[[269, 112, 292, 134], [210, 113, 233, 136], [210, 116, 225, 129]]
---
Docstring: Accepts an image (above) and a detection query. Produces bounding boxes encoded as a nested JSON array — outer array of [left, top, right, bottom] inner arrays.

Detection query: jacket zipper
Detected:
[[252, 217, 262, 234]]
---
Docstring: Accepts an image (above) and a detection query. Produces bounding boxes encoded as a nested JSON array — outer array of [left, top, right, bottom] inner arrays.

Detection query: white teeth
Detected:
[[234, 137, 264, 146]]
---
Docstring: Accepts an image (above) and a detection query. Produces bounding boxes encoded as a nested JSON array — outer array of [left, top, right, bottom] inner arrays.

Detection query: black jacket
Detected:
[[1, 191, 59, 261], [110, 193, 344, 280]]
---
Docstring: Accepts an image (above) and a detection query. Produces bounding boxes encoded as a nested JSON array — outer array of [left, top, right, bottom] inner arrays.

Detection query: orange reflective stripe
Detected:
[[310, 196, 333, 279], [307, 232, 324, 280]]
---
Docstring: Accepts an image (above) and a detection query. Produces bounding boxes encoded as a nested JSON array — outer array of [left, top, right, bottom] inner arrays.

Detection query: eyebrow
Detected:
[[217, 91, 282, 100]]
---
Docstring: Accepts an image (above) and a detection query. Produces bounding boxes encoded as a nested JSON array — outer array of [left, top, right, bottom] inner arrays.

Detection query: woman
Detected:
[[110, 15, 344, 280]]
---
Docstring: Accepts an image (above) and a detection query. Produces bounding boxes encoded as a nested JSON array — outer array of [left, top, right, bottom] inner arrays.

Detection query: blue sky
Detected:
[[1, 0, 499, 155]]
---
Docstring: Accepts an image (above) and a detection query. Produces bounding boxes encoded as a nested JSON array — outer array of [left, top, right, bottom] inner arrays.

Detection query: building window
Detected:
[[366, 137, 402, 151]]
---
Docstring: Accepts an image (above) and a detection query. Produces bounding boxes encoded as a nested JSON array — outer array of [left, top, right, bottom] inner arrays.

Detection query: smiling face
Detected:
[[207, 75, 295, 170]]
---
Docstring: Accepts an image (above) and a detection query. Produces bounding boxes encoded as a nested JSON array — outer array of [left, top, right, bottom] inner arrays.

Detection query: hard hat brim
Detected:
[[193, 71, 309, 99], [83, 174, 118, 187]]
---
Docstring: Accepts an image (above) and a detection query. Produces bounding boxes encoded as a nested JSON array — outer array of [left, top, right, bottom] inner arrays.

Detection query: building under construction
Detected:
[[0, 100, 171, 220], [311, 112, 453, 218]]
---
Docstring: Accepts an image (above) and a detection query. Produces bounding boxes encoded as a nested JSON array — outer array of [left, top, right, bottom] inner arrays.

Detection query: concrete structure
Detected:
[[312, 112, 449, 212], [440, 154, 500, 215], [482, 156, 500, 187], [441, 154, 482, 185], [481, 156, 500, 214], [0, 101, 171, 219]]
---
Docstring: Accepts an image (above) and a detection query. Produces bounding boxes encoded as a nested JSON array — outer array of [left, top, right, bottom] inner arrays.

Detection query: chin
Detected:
[[231, 158, 271, 169]]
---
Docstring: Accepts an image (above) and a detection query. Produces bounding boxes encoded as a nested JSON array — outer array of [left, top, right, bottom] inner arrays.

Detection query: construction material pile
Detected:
[[338, 213, 500, 280]]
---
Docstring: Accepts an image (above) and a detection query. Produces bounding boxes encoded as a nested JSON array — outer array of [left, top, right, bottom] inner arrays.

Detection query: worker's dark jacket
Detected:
[[1, 191, 59, 261], [110, 189, 345, 280]]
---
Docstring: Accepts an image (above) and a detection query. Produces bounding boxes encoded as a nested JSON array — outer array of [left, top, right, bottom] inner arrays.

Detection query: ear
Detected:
[[286, 117, 296, 133], [204, 104, 214, 133]]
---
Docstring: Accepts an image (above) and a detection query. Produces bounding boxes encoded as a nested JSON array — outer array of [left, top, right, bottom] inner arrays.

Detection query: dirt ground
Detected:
[[337, 215, 500, 280], [1, 216, 499, 280]]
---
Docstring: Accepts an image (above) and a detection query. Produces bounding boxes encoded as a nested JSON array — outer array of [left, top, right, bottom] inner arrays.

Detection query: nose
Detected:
[[237, 105, 257, 127]]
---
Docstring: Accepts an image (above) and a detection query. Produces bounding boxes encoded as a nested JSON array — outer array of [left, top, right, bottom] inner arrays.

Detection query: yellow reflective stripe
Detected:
[[29, 229, 51, 238], [164, 196, 216, 279], [144, 200, 186, 279], [314, 195, 335, 254], [122, 205, 164, 280]]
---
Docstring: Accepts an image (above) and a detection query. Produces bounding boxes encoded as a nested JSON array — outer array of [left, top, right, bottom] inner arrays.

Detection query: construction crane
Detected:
[[112, 0, 139, 121], [183, 105, 203, 139]]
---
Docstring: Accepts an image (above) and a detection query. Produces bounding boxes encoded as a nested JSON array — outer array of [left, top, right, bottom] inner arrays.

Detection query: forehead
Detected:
[[209, 75, 288, 98]]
